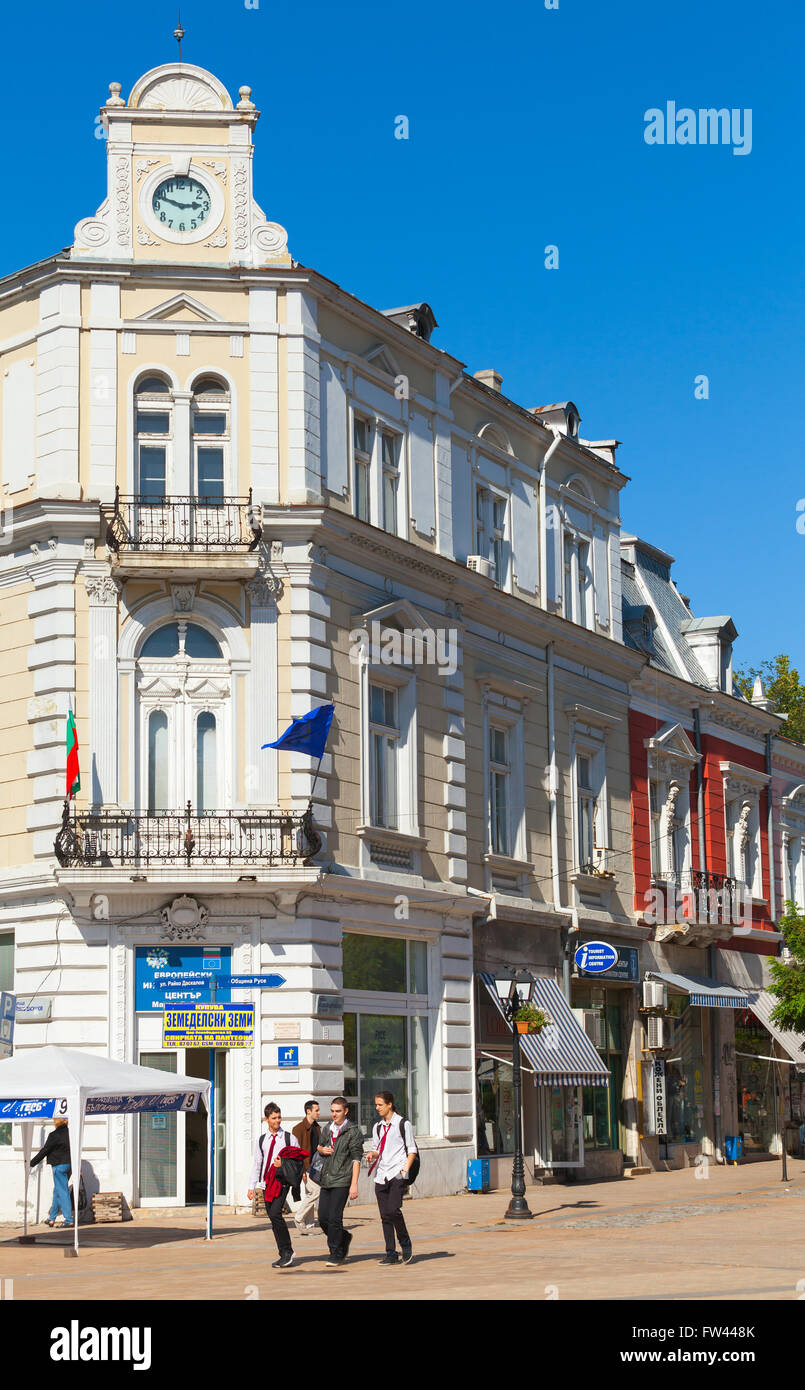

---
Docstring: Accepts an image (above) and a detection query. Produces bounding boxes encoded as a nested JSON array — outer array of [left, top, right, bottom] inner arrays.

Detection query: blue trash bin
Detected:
[[467, 1158, 490, 1192], [725, 1135, 743, 1164]]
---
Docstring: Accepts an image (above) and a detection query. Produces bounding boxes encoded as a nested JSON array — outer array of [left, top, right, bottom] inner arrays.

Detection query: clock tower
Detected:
[[71, 63, 291, 267]]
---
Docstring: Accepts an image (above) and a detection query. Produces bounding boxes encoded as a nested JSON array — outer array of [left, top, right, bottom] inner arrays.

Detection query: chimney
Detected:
[[474, 369, 502, 393]]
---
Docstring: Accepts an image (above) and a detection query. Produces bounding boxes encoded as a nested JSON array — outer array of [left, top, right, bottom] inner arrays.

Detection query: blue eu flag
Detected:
[[262, 703, 335, 759]]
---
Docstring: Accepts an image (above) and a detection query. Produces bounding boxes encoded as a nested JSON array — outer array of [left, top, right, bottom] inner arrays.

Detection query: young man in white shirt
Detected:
[[366, 1089, 418, 1265], [247, 1102, 295, 1268]]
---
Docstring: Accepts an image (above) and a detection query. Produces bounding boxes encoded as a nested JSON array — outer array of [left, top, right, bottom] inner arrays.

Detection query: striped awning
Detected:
[[647, 970, 749, 1009], [479, 973, 610, 1087], [743, 989, 805, 1067]]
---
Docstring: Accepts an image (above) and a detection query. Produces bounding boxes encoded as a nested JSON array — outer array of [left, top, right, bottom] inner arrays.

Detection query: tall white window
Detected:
[[135, 374, 172, 499], [476, 487, 507, 583], [369, 683, 399, 828], [138, 621, 229, 814], [564, 533, 592, 627], [381, 430, 399, 534], [489, 725, 511, 856], [353, 416, 371, 522], [649, 781, 662, 876], [577, 753, 596, 868], [191, 376, 230, 504]]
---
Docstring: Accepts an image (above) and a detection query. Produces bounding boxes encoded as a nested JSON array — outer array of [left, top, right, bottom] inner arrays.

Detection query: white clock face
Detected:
[[151, 176, 212, 233]]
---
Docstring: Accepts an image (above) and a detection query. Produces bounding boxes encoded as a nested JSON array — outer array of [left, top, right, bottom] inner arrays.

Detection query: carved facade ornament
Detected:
[[136, 224, 161, 247], [114, 156, 131, 247], [171, 584, 195, 612], [202, 160, 227, 184], [232, 163, 250, 251], [203, 226, 228, 249], [737, 801, 753, 850], [84, 574, 121, 607], [140, 77, 221, 111], [246, 571, 282, 606], [136, 158, 162, 182], [269, 539, 283, 562], [160, 895, 209, 941]]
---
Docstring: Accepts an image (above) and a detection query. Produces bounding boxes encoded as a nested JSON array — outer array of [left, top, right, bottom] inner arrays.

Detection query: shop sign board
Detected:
[[577, 945, 639, 982], [162, 1004, 254, 1049], [278, 1045, 299, 1068], [136, 946, 232, 1011], [0, 991, 15, 1059], [15, 996, 53, 1022], [654, 1057, 667, 1137], [574, 941, 618, 975]]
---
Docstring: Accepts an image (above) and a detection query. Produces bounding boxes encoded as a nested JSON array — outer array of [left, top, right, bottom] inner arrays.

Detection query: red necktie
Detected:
[[368, 1123, 389, 1177], [263, 1135, 276, 1184]]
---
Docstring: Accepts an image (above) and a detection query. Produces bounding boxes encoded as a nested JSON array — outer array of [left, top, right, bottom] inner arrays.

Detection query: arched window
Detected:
[[140, 623, 223, 660], [191, 375, 230, 504], [135, 373, 173, 500]]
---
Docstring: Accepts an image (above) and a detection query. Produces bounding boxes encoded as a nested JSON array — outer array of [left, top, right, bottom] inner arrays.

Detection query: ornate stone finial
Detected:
[[174, 10, 185, 61], [107, 82, 125, 107], [237, 85, 255, 111]]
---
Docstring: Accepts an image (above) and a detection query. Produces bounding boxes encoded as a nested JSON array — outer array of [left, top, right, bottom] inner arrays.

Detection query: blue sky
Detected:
[[2, 0, 801, 675]]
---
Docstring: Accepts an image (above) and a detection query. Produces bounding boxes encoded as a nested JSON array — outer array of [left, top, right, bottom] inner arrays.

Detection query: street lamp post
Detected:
[[494, 967, 536, 1221]]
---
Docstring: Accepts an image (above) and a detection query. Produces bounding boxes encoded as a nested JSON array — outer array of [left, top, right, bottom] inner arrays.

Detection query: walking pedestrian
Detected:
[[247, 1103, 297, 1268], [366, 1091, 417, 1265], [316, 1097, 363, 1267], [290, 1100, 322, 1234], [30, 1118, 72, 1228]]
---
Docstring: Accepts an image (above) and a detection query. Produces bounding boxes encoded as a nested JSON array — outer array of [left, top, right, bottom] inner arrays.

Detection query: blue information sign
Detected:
[[278, 1045, 299, 1068], [574, 940, 618, 975], [135, 946, 232, 1012], [576, 944, 639, 982], [222, 974, 286, 990]]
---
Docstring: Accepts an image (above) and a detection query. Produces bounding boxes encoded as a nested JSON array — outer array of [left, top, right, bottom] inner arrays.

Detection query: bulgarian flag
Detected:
[[66, 708, 80, 801]]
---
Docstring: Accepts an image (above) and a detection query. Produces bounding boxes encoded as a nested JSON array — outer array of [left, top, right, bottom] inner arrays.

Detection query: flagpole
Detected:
[[309, 751, 325, 802]]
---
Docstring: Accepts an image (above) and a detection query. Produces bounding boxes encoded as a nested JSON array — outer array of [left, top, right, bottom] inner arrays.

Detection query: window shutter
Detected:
[[511, 476, 538, 594], [451, 441, 472, 562], [320, 361, 348, 496], [409, 411, 436, 538], [544, 501, 563, 606], [592, 528, 610, 628]]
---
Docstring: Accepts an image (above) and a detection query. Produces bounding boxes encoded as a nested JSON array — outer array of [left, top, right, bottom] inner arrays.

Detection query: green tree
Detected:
[[768, 900, 805, 1036], [734, 654, 805, 745]]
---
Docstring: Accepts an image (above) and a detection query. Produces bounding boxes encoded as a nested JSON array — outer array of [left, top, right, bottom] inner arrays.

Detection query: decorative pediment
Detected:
[[781, 783, 805, 824], [477, 421, 514, 456], [133, 293, 225, 325], [136, 674, 184, 699], [355, 598, 431, 632], [720, 760, 770, 800], [129, 65, 233, 113], [363, 344, 401, 378], [185, 677, 230, 701], [645, 722, 700, 775]]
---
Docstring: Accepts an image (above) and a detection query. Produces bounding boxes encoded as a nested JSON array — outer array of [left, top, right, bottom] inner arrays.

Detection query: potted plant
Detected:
[[514, 1003, 551, 1034]]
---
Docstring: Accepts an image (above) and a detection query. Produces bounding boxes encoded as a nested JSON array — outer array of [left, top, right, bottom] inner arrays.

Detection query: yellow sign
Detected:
[[162, 1005, 255, 1049]]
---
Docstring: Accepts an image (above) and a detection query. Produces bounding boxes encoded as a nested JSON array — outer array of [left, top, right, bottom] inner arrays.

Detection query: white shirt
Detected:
[[248, 1126, 292, 1190], [329, 1121, 345, 1144], [372, 1114, 417, 1185]]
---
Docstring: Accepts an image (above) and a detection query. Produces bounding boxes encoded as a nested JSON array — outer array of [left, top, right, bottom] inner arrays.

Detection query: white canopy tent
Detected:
[[0, 1046, 211, 1253]]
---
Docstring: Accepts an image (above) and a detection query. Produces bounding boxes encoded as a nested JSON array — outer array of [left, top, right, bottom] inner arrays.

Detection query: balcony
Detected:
[[650, 869, 742, 942], [54, 801, 322, 871], [103, 491, 262, 578]]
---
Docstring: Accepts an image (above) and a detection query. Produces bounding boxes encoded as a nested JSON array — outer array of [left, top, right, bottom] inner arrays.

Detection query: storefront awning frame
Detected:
[[740, 988, 805, 1067], [479, 973, 609, 1087], [647, 970, 749, 1009]]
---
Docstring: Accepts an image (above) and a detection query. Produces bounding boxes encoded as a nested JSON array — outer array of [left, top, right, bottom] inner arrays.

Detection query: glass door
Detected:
[[138, 1050, 184, 1204]]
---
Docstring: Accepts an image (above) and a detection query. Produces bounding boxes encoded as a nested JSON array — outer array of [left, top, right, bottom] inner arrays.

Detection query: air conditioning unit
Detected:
[[467, 555, 495, 580], [642, 979, 667, 1011], [647, 1014, 666, 1050], [573, 1007, 604, 1048]]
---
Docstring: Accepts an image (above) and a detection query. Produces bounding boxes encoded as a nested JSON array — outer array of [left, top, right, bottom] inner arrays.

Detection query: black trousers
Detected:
[[265, 1186, 292, 1256], [318, 1184, 350, 1258], [375, 1178, 411, 1253]]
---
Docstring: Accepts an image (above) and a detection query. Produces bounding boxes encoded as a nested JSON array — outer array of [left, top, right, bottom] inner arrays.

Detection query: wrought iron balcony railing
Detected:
[[650, 868, 740, 925], [54, 801, 322, 869], [104, 490, 262, 553]]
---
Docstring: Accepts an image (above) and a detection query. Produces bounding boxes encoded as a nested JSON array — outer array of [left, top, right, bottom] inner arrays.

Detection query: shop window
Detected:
[[664, 996, 705, 1143], [342, 931, 431, 1135], [735, 1012, 777, 1154], [0, 932, 12, 1145], [573, 983, 625, 1151], [138, 1052, 177, 1197], [476, 1056, 515, 1156]]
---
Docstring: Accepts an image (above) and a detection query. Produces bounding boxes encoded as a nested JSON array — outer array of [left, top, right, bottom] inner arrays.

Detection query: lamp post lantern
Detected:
[[495, 967, 536, 1220]]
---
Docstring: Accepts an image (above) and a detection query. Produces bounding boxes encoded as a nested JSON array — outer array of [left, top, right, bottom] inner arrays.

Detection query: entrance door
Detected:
[[136, 1042, 228, 1206]]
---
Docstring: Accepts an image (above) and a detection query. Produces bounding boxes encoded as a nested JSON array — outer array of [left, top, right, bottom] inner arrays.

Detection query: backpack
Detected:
[[375, 1114, 420, 1185]]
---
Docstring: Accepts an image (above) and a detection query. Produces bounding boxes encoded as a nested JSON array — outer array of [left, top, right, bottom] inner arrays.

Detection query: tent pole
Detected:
[[207, 1052, 214, 1241]]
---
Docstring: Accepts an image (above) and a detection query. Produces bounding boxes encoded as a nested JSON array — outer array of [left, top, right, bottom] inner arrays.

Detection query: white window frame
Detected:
[[563, 529, 593, 628], [191, 382, 232, 501], [341, 928, 438, 1138], [134, 386, 173, 498], [481, 691, 527, 864], [352, 411, 372, 522], [381, 427, 401, 536], [720, 762, 770, 900], [475, 484, 509, 586], [368, 682, 400, 830], [360, 661, 419, 838], [647, 775, 691, 880], [572, 739, 607, 871]]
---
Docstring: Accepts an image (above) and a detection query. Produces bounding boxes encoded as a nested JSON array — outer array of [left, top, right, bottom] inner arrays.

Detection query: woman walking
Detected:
[[30, 1118, 73, 1228]]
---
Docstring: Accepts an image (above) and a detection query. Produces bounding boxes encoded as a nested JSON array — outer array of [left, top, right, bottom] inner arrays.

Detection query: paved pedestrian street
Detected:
[[2, 1158, 804, 1302]]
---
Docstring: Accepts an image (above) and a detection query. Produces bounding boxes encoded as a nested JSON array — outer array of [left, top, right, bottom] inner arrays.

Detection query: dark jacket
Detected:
[[292, 1116, 321, 1174], [31, 1125, 71, 1171], [317, 1119, 364, 1190]]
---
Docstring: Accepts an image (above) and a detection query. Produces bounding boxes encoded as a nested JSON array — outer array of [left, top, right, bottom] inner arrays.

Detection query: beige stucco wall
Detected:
[[0, 584, 35, 867]]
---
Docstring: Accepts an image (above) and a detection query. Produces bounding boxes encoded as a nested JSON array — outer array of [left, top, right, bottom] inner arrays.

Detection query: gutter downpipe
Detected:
[[547, 640, 577, 1001], [766, 731, 777, 924], [538, 426, 564, 604], [695, 704, 723, 1163]]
